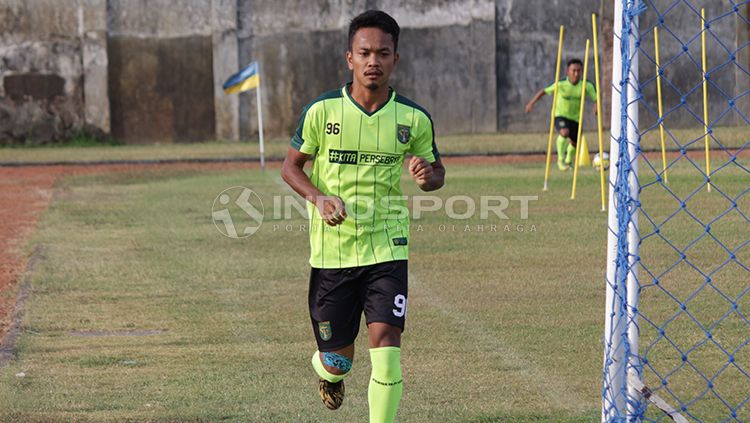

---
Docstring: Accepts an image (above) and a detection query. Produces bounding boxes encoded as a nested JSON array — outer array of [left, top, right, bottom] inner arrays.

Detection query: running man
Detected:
[[525, 58, 597, 170], [280, 10, 445, 423]]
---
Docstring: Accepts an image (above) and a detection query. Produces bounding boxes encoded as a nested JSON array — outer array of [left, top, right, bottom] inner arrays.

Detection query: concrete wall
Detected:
[[496, 0, 601, 133], [212, 0, 240, 141], [107, 0, 216, 143], [237, 0, 495, 140], [636, 1, 741, 131], [738, 4, 750, 126], [0, 0, 747, 144], [0, 0, 81, 142], [504, 0, 748, 135]]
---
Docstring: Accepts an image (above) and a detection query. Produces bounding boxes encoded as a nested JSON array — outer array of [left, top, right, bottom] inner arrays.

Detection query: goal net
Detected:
[[602, 1, 750, 422]]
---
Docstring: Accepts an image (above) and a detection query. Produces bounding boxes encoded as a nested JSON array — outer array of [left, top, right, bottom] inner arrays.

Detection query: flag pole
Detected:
[[256, 66, 265, 170]]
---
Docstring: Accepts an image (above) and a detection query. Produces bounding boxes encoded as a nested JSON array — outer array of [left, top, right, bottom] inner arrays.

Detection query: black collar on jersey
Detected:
[[344, 82, 394, 117]]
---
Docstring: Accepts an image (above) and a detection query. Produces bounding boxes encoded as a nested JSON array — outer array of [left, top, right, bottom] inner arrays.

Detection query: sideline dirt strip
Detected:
[[0, 167, 60, 345], [0, 245, 41, 367]]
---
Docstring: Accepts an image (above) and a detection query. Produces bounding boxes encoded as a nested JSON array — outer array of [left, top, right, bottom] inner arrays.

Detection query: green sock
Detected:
[[565, 143, 576, 164], [556, 136, 567, 163], [368, 347, 403, 423], [311, 351, 348, 383]]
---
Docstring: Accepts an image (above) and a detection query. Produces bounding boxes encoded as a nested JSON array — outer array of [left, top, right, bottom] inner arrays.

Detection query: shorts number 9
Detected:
[[393, 294, 407, 318]]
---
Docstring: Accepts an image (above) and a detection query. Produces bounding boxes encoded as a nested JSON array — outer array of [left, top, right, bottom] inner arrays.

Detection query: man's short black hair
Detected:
[[348, 10, 400, 52], [567, 58, 583, 68]]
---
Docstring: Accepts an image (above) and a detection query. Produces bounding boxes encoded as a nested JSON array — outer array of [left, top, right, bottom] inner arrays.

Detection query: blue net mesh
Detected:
[[603, 1, 750, 422]]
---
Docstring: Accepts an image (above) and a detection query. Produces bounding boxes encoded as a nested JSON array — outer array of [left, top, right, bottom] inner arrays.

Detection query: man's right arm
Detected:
[[525, 89, 547, 113], [281, 147, 347, 226]]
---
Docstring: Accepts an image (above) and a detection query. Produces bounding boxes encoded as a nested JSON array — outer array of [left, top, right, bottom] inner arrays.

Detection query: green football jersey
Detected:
[[544, 78, 597, 122], [291, 83, 440, 269]]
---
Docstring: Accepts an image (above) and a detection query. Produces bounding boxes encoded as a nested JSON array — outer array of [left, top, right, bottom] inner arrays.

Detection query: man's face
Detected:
[[347, 27, 399, 91], [567, 63, 582, 84]]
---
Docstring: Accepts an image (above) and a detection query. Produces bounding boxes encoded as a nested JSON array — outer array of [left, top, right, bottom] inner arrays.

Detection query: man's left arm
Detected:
[[587, 82, 599, 115], [587, 81, 598, 102], [409, 156, 445, 191], [408, 112, 445, 191]]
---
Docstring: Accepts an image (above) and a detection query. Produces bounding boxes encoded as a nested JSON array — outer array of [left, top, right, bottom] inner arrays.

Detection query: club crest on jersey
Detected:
[[318, 321, 332, 341], [397, 125, 411, 144]]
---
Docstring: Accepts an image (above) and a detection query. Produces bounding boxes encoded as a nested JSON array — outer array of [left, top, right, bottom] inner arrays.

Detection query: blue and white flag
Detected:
[[223, 62, 260, 94]]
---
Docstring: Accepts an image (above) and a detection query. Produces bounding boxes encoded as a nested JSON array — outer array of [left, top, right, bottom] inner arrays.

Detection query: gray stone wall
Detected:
[[635, 2, 742, 132], [81, 0, 110, 135], [497, 0, 602, 133], [501, 0, 747, 136], [212, 0, 240, 141], [1, 0, 85, 143], [0, 0, 747, 144], [237, 0, 495, 140], [107, 0, 216, 143], [0, 0, 110, 144], [738, 4, 750, 125]]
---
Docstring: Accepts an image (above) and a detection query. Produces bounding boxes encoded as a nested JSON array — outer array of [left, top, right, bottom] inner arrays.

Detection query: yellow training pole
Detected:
[[592, 14, 606, 211], [571, 38, 591, 200], [701, 8, 711, 192], [655, 27, 668, 184], [544, 26, 565, 192]]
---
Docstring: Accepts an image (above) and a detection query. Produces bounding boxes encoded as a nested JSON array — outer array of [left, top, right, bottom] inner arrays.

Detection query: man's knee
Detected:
[[368, 323, 402, 348], [321, 351, 353, 375]]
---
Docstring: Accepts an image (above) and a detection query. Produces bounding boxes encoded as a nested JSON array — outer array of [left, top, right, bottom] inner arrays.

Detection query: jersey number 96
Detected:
[[326, 122, 340, 135]]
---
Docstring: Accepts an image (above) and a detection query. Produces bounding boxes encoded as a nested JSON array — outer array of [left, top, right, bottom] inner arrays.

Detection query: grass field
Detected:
[[0, 141, 747, 421]]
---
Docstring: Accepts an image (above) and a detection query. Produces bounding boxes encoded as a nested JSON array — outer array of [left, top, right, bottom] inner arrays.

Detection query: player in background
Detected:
[[281, 10, 445, 423], [525, 58, 597, 170]]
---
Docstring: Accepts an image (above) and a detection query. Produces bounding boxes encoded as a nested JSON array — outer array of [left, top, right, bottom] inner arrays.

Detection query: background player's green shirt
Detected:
[[544, 78, 597, 122], [291, 84, 440, 269]]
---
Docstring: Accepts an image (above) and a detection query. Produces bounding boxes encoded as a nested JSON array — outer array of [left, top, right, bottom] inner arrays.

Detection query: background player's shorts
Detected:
[[309, 260, 408, 352], [554, 116, 580, 144]]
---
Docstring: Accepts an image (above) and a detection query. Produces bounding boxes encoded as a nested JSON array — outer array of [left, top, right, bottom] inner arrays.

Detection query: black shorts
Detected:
[[554, 117, 580, 144], [309, 260, 408, 352]]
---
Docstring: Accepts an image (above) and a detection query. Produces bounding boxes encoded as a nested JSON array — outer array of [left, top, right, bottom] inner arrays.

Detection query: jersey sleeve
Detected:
[[586, 81, 597, 102], [408, 111, 440, 163], [290, 102, 322, 155], [544, 81, 558, 95]]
